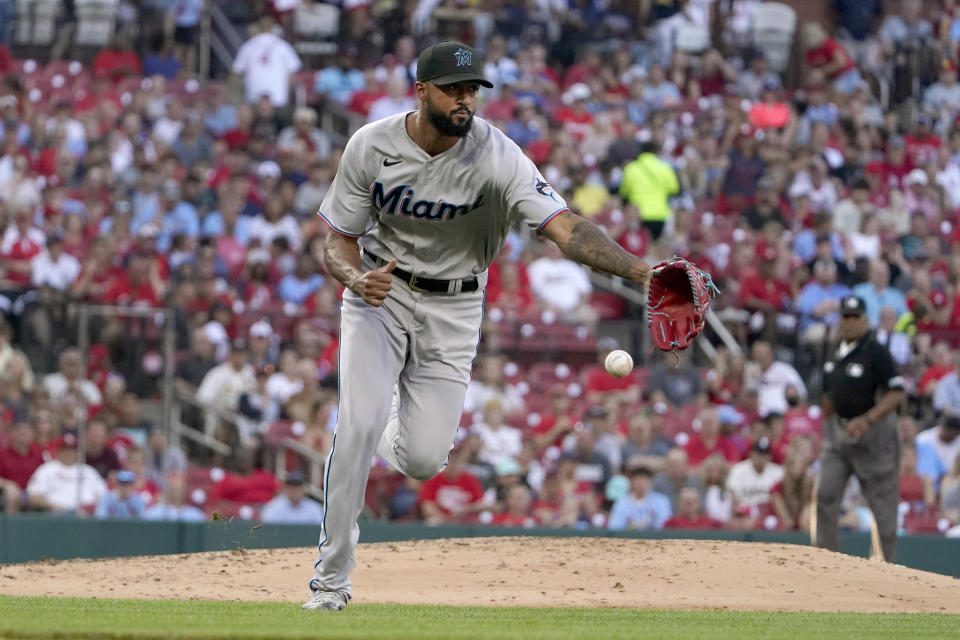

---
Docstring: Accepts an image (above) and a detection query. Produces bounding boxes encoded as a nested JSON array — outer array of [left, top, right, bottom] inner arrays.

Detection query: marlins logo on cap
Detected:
[[453, 47, 472, 67]]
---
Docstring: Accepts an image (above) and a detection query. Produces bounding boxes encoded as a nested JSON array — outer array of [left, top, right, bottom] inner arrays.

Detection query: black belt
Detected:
[[366, 251, 479, 294]]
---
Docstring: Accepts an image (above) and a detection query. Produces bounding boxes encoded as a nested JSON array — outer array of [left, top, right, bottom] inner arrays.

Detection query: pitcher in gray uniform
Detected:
[[302, 41, 654, 611]]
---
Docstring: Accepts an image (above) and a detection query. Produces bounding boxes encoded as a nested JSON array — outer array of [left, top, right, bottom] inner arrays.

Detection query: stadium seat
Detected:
[[752, 2, 797, 73], [75, 0, 119, 48], [15, 0, 59, 47]]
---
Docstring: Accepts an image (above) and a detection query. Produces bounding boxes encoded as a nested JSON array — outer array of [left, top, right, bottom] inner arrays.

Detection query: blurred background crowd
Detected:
[[1, 0, 960, 539]]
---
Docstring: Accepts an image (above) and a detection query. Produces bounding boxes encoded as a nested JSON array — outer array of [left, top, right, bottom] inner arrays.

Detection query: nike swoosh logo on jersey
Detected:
[[383, 159, 402, 166]]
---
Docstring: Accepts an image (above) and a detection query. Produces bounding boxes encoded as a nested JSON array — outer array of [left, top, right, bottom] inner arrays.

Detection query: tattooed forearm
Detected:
[[561, 219, 651, 287], [324, 233, 366, 291]]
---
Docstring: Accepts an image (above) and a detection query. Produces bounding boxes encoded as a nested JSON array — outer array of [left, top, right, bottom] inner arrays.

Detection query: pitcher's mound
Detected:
[[2, 537, 958, 613]]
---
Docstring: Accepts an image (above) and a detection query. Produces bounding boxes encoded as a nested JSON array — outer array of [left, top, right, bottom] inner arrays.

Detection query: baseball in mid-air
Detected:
[[604, 349, 633, 378]]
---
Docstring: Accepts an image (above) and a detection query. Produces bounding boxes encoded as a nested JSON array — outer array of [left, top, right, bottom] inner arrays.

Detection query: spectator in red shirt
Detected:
[[684, 407, 740, 467], [480, 82, 518, 123], [584, 338, 640, 405], [868, 135, 914, 191], [92, 36, 143, 83], [782, 385, 822, 444], [347, 68, 387, 118], [1, 205, 45, 286], [918, 343, 955, 398], [905, 114, 941, 167], [208, 451, 280, 504], [532, 385, 578, 451], [663, 486, 723, 529], [486, 261, 533, 313], [739, 245, 793, 341], [0, 42, 13, 74], [0, 421, 43, 511], [553, 83, 594, 143], [917, 290, 957, 333], [802, 22, 860, 93], [748, 78, 792, 130], [531, 470, 580, 527], [101, 251, 164, 307], [899, 443, 935, 512], [417, 445, 486, 524], [490, 483, 538, 527], [71, 236, 122, 301], [740, 245, 792, 313]]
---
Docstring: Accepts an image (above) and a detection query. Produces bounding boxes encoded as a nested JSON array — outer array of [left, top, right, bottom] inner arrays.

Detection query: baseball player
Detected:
[[302, 41, 653, 611]]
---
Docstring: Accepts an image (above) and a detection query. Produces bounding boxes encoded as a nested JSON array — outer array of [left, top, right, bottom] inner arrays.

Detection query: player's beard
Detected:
[[426, 101, 473, 137]]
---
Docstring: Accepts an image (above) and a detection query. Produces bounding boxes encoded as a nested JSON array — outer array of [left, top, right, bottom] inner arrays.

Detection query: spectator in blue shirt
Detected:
[[202, 195, 251, 244], [505, 98, 545, 148], [172, 113, 213, 168], [143, 472, 206, 522], [315, 51, 366, 104], [933, 363, 960, 417], [851, 259, 908, 327], [260, 471, 324, 524], [643, 64, 681, 109], [796, 259, 851, 339], [143, 34, 181, 80], [607, 465, 672, 531], [156, 180, 200, 253], [95, 470, 146, 519], [793, 212, 846, 264], [277, 254, 324, 305]]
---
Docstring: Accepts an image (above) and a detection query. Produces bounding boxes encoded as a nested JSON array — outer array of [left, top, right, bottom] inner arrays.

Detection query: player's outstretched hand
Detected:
[[351, 259, 397, 306]]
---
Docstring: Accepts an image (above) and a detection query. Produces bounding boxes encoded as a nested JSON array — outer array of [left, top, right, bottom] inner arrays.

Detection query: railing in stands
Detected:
[[172, 388, 326, 501], [276, 437, 326, 500], [308, 96, 364, 148], [169, 393, 233, 457], [201, 2, 245, 78], [207, 3, 244, 51]]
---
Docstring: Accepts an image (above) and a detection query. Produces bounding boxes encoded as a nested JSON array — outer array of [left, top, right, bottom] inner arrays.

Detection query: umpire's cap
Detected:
[[417, 41, 493, 88]]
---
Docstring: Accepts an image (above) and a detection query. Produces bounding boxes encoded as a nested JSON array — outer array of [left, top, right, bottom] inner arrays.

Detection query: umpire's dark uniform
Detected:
[[817, 296, 905, 561]]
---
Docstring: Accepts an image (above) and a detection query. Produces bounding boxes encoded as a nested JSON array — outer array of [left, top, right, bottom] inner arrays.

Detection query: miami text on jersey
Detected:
[[370, 181, 485, 221]]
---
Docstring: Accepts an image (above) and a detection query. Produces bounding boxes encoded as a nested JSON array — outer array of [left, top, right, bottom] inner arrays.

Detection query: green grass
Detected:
[[0, 596, 957, 640]]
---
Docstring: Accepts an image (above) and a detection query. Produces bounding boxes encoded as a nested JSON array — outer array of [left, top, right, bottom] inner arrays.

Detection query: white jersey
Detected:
[[318, 113, 569, 280], [726, 460, 783, 509]]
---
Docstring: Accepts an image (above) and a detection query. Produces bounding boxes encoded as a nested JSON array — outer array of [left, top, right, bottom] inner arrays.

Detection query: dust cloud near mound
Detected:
[[2, 537, 958, 613]]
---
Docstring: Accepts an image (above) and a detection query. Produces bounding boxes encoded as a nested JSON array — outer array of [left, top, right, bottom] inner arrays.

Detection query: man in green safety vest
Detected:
[[618, 141, 680, 240]]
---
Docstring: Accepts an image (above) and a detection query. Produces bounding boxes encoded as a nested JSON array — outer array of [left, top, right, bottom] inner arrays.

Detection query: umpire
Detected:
[[817, 295, 905, 561]]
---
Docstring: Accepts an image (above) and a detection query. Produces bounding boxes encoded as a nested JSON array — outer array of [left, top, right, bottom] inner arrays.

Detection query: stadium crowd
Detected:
[[2, 0, 960, 539]]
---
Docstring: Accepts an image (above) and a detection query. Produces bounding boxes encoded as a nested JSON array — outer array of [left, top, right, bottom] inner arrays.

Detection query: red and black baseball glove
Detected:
[[647, 256, 719, 353]]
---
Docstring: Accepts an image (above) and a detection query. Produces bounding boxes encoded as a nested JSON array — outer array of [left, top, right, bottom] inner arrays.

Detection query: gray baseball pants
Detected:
[[816, 414, 900, 562], [310, 269, 484, 596]]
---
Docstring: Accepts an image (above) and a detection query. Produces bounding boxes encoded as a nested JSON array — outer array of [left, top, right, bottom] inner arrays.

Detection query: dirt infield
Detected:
[[2, 537, 959, 613]]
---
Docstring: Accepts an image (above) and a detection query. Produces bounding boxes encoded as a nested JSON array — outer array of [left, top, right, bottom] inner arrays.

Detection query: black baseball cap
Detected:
[[840, 296, 867, 317], [416, 41, 493, 88], [285, 470, 305, 486], [752, 437, 772, 454]]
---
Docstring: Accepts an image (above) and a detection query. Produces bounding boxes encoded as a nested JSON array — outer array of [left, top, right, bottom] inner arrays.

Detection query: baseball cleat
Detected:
[[302, 589, 349, 611]]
